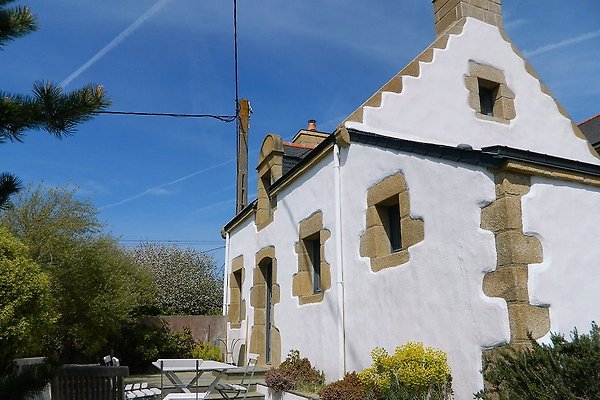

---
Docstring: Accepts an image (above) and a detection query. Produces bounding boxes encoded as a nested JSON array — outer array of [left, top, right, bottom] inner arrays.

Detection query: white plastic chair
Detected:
[[216, 353, 259, 400]]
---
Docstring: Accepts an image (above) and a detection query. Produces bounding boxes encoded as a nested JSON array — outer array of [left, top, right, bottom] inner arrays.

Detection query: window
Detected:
[[228, 255, 245, 329], [465, 61, 516, 123], [376, 196, 402, 253], [233, 269, 243, 313], [261, 173, 273, 212], [305, 235, 321, 293], [255, 134, 284, 230], [478, 80, 498, 116], [386, 202, 402, 252], [292, 211, 331, 304], [360, 172, 424, 272]]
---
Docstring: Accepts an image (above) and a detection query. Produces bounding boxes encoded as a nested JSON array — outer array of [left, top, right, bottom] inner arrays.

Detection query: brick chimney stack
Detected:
[[433, 0, 502, 36]]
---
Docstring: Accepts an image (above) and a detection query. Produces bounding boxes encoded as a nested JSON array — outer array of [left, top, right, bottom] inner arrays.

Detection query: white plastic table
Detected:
[[152, 359, 233, 396]]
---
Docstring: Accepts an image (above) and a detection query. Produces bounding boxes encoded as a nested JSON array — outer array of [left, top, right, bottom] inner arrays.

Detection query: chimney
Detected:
[[433, 0, 502, 37], [307, 119, 317, 131]]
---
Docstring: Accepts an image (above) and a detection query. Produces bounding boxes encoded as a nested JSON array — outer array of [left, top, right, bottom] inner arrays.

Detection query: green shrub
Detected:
[[319, 372, 369, 400], [1, 185, 154, 363], [359, 343, 453, 400], [0, 227, 57, 375], [475, 323, 600, 400], [192, 342, 222, 361], [265, 349, 325, 393], [110, 321, 196, 374]]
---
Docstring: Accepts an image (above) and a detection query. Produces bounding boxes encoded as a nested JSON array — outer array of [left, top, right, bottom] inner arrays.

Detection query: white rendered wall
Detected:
[[523, 177, 600, 340], [226, 154, 342, 380], [340, 143, 509, 400], [346, 18, 599, 165]]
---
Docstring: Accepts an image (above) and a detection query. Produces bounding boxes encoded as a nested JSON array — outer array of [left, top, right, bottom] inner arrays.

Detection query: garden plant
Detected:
[[358, 342, 453, 400], [475, 323, 600, 400], [265, 349, 325, 394]]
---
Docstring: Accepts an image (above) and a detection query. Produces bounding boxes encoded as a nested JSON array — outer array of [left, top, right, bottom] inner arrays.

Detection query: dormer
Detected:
[[256, 134, 284, 230]]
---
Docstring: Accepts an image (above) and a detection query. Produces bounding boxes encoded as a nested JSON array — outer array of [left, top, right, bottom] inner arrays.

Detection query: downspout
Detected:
[[223, 232, 230, 317], [333, 143, 346, 378]]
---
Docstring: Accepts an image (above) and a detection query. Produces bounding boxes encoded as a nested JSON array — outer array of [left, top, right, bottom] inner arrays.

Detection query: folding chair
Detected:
[[216, 353, 259, 400]]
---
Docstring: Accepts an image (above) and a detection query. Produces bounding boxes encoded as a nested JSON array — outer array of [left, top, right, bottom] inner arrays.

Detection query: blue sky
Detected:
[[1, 0, 599, 270]]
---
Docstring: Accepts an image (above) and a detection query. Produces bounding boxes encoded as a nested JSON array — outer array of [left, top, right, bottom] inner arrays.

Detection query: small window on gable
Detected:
[[377, 196, 402, 253], [478, 79, 499, 117], [466, 61, 515, 124], [304, 234, 321, 293]]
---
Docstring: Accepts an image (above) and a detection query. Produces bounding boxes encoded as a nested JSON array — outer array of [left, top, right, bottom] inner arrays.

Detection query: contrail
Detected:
[[61, 0, 172, 88], [100, 159, 235, 210], [524, 28, 600, 58]]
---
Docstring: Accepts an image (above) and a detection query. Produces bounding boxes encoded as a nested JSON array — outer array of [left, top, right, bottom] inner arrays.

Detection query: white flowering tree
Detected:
[[132, 243, 223, 315]]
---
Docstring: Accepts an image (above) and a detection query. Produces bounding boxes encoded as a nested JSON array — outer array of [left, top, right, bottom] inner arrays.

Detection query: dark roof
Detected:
[[282, 143, 315, 175], [224, 129, 600, 234], [579, 114, 600, 151], [349, 129, 600, 177]]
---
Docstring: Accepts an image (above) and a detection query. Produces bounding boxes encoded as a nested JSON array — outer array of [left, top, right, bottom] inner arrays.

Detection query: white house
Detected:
[[222, 1, 600, 398]]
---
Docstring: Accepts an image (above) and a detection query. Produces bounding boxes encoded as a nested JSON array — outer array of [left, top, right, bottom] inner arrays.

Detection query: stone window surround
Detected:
[[249, 246, 281, 367], [465, 60, 515, 124], [360, 172, 425, 272], [292, 211, 332, 305], [227, 255, 246, 329]]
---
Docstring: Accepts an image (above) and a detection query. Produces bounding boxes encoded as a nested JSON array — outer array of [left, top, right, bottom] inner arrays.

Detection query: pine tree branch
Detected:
[[0, 3, 37, 48], [32, 82, 111, 137], [0, 82, 111, 142], [0, 171, 22, 210]]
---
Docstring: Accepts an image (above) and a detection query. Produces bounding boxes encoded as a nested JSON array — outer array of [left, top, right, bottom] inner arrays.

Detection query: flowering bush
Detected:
[[359, 343, 453, 400], [319, 372, 369, 400], [265, 349, 324, 393], [132, 243, 222, 315], [265, 368, 296, 392]]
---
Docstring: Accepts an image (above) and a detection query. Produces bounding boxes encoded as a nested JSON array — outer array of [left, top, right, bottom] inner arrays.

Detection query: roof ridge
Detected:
[[282, 142, 316, 149], [578, 113, 600, 126]]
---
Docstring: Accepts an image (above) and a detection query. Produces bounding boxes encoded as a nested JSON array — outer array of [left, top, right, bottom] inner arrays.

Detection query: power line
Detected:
[[233, 0, 240, 115], [233, 0, 241, 204], [119, 239, 223, 244], [97, 110, 236, 122], [204, 245, 226, 253]]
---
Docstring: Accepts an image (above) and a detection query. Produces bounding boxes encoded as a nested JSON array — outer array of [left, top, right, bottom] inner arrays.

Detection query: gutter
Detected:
[[333, 143, 346, 378], [223, 232, 230, 316], [349, 128, 600, 177]]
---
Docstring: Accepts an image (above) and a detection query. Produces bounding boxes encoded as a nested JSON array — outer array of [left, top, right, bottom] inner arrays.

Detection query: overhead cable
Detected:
[[98, 110, 236, 122]]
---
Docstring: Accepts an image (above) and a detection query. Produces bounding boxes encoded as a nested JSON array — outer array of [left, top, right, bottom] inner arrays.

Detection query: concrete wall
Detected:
[[524, 177, 600, 340], [340, 143, 507, 399], [226, 154, 340, 377], [226, 142, 510, 399], [148, 315, 226, 344]]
